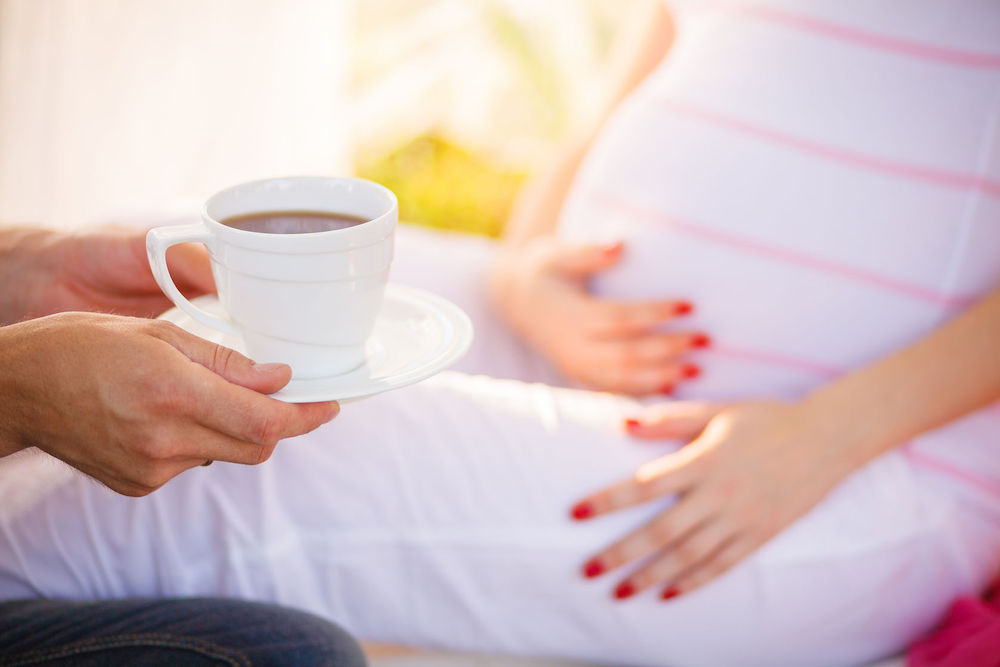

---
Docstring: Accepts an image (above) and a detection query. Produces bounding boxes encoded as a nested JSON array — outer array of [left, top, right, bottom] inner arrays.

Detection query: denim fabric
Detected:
[[0, 597, 367, 666]]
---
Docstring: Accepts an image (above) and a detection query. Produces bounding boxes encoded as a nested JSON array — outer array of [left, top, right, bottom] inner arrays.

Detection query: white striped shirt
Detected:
[[558, 1, 1000, 497]]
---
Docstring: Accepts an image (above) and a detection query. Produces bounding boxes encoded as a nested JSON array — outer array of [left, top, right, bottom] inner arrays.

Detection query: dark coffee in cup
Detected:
[[221, 210, 369, 234]]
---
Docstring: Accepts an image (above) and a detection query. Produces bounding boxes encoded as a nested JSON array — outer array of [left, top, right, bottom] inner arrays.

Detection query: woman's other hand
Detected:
[[571, 399, 856, 599], [489, 236, 708, 395]]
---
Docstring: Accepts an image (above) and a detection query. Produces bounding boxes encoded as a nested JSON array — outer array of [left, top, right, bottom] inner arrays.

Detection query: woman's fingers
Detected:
[[664, 537, 754, 599], [614, 518, 734, 599], [570, 447, 702, 520], [580, 487, 715, 579], [624, 401, 726, 440], [575, 333, 711, 396], [544, 240, 625, 277], [589, 298, 694, 338]]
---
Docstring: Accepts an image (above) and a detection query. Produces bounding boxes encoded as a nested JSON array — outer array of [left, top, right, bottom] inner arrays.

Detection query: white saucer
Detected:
[[157, 284, 473, 402]]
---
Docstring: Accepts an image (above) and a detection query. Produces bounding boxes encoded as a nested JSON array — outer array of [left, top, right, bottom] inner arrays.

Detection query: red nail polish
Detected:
[[680, 364, 701, 379], [690, 333, 711, 348], [661, 586, 681, 600], [571, 502, 594, 520], [624, 418, 641, 430], [673, 301, 693, 316], [583, 559, 605, 578], [614, 582, 636, 600], [660, 384, 675, 395]]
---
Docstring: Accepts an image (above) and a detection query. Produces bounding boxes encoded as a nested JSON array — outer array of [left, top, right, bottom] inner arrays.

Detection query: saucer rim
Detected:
[[157, 284, 473, 403]]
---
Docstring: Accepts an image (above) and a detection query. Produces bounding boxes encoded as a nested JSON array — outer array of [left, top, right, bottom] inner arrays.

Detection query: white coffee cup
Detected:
[[147, 176, 398, 379]]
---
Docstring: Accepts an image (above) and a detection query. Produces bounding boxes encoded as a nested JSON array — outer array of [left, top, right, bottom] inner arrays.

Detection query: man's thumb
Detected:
[[166, 327, 293, 394]]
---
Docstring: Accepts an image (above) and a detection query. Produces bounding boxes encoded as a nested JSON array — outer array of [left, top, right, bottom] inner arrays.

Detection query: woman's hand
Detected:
[[571, 399, 858, 599], [0, 312, 338, 496], [0, 225, 213, 324], [489, 236, 709, 395]]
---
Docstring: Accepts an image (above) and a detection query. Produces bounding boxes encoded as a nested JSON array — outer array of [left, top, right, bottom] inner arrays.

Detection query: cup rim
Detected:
[[202, 176, 397, 251]]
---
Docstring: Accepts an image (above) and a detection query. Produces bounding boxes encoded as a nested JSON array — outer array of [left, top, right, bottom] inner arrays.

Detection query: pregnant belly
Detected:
[[562, 221, 947, 402]]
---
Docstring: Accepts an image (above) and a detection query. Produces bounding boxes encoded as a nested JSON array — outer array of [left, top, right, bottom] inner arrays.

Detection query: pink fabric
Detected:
[[908, 583, 1000, 667]]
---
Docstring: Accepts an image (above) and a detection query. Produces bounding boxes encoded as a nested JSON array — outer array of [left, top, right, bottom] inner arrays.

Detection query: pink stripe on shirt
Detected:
[[710, 344, 842, 378], [902, 443, 1000, 500], [654, 98, 1000, 200], [590, 190, 977, 309], [737, 5, 1000, 70]]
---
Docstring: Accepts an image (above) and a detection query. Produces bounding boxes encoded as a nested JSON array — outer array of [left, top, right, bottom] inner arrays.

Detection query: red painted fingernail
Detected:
[[690, 333, 711, 348], [673, 301, 693, 316], [582, 559, 605, 578], [571, 502, 594, 520], [614, 582, 636, 600], [680, 364, 701, 379], [661, 586, 681, 601], [660, 384, 675, 395], [624, 418, 641, 430]]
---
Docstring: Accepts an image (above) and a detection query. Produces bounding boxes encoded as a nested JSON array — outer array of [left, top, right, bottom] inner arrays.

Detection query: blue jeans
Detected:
[[0, 598, 367, 666]]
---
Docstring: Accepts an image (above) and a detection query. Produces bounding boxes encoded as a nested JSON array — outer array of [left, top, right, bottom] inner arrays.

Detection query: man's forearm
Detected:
[[803, 285, 1000, 470]]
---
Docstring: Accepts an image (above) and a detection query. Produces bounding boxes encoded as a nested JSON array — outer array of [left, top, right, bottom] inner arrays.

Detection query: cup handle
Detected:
[[146, 223, 239, 336]]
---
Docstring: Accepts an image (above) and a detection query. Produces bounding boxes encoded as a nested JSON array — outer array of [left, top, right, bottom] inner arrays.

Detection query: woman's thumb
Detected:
[[547, 241, 625, 277], [624, 401, 724, 441]]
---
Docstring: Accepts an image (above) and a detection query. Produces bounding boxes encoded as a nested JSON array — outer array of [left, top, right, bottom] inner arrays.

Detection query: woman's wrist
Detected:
[[796, 379, 897, 477], [796, 285, 1000, 472]]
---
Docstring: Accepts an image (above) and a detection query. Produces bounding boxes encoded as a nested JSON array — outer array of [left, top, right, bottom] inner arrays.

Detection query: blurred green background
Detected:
[[351, 0, 624, 236], [358, 135, 526, 238]]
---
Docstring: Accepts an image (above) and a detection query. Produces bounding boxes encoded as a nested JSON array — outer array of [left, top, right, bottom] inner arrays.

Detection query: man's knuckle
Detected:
[[144, 318, 180, 341], [251, 444, 276, 465], [133, 434, 166, 460], [249, 413, 283, 446], [211, 344, 235, 373], [149, 381, 185, 413]]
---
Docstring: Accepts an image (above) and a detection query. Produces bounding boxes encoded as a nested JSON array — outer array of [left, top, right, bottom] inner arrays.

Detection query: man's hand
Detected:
[[489, 236, 708, 395], [0, 226, 213, 324], [0, 313, 338, 496]]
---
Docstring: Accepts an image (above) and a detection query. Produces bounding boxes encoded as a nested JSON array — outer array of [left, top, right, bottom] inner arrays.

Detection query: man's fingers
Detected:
[[151, 321, 293, 395], [165, 242, 216, 295], [150, 322, 339, 444], [185, 371, 339, 446], [124, 229, 213, 296]]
